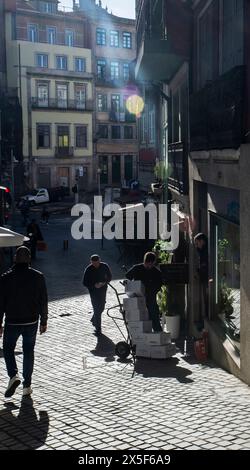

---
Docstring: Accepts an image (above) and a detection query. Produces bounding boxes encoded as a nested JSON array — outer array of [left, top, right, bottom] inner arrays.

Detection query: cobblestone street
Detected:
[[0, 214, 250, 451]]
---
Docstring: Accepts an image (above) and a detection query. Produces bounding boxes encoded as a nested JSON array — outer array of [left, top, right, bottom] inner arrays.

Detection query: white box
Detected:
[[145, 332, 171, 346], [128, 321, 152, 335], [150, 344, 176, 359], [123, 297, 147, 312], [136, 344, 151, 358], [125, 280, 145, 297], [125, 308, 149, 322], [130, 332, 148, 344]]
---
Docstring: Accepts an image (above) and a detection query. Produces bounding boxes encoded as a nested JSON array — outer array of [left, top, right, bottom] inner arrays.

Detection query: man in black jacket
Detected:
[[126, 252, 163, 332], [0, 246, 48, 398], [83, 254, 112, 336]]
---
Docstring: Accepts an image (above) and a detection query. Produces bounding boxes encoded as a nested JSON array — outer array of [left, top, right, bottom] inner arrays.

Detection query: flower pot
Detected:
[[165, 315, 180, 340]]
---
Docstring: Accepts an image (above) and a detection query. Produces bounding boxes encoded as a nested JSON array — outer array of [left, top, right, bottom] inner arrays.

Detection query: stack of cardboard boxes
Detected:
[[124, 281, 176, 359]]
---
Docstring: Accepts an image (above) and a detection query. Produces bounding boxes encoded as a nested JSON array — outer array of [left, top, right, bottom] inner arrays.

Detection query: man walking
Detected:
[[83, 254, 112, 336], [126, 252, 163, 332], [0, 246, 48, 398]]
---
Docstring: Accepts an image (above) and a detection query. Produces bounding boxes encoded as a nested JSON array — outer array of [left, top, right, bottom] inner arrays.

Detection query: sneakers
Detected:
[[4, 375, 21, 398], [22, 386, 33, 397]]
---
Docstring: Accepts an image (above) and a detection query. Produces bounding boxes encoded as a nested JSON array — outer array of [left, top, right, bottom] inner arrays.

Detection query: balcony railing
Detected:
[[16, 27, 85, 48], [108, 109, 136, 123], [31, 98, 93, 111], [190, 66, 245, 151], [54, 146, 74, 158], [168, 142, 188, 195], [95, 76, 132, 87]]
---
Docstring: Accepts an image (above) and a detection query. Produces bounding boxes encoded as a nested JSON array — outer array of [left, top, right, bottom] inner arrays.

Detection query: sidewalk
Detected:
[[0, 214, 250, 450]]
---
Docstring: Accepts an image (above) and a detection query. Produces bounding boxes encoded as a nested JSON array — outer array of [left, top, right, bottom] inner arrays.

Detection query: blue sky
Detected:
[[59, 0, 135, 19]]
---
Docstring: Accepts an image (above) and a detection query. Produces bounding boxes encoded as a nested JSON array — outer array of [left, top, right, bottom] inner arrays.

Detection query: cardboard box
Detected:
[[135, 344, 151, 358], [128, 321, 152, 335], [125, 280, 145, 297], [150, 344, 176, 359], [123, 297, 147, 312], [125, 308, 149, 322], [145, 332, 171, 346]]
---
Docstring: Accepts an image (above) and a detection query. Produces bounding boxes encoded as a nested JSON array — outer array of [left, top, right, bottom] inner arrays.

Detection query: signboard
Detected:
[[160, 263, 189, 284]]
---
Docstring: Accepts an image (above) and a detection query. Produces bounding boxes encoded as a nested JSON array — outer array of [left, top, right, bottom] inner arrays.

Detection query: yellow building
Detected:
[[5, 0, 94, 191]]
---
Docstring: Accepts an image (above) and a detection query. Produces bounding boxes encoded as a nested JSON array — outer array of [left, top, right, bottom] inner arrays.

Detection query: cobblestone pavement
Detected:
[[0, 214, 250, 450]]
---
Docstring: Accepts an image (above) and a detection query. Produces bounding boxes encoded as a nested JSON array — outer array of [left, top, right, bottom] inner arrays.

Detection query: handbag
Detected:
[[36, 240, 48, 251]]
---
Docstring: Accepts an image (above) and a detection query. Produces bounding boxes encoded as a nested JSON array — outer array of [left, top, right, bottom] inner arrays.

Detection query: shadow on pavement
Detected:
[[91, 334, 116, 361], [135, 357, 194, 383], [0, 396, 49, 449]]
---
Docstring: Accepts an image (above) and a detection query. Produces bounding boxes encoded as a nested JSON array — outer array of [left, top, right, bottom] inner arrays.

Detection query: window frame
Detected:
[[110, 30, 119, 47], [36, 53, 48, 68], [37, 123, 51, 149], [96, 28, 106, 46], [75, 125, 88, 148], [123, 32, 132, 49]]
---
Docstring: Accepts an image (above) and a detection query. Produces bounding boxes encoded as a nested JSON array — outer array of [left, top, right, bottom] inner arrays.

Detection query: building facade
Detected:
[[78, 0, 138, 188], [5, 0, 94, 191]]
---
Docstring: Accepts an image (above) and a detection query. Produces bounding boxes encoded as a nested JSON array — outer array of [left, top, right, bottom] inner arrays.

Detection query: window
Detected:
[[39, 1, 56, 13], [28, 24, 38, 42], [47, 26, 56, 44], [123, 32, 132, 48], [56, 84, 68, 108], [124, 126, 133, 139], [97, 59, 106, 79], [110, 61, 119, 80], [56, 56, 67, 70], [75, 126, 87, 148], [57, 126, 69, 147], [37, 83, 49, 107], [74, 84, 86, 109], [75, 57, 86, 72], [36, 54, 48, 68], [98, 125, 108, 139], [37, 124, 50, 148], [110, 30, 119, 47], [123, 63, 130, 81], [111, 126, 121, 139], [97, 94, 107, 112], [65, 30, 74, 47], [96, 28, 106, 45], [111, 94, 120, 112]]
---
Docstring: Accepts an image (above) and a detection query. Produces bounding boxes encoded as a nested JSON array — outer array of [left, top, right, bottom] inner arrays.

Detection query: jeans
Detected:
[[146, 296, 162, 332], [90, 288, 107, 332], [3, 323, 38, 387]]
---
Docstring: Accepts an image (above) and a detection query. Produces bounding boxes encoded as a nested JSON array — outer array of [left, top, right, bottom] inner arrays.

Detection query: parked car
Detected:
[[18, 187, 69, 206]]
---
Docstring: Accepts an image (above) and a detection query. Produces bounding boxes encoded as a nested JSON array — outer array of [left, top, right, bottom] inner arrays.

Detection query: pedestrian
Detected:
[[41, 206, 50, 224], [26, 219, 43, 260], [126, 252, 163, 332], [83, 254, 112, 336], [194, 233, 209, 326], [19, 197, 30, 226], [0, 246, 48, 398]]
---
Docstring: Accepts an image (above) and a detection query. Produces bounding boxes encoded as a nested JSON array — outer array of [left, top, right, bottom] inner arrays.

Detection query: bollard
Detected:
[[63, 239, 69, 250]]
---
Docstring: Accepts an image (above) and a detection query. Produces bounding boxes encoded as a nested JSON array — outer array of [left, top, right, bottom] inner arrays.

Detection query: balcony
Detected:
[[54, 147, 74, 158], [108, 109, 136, 123], [31, 98, 93, 111], [190, 66, 245, 151], [168, 142, 188, 195], [135, 0, 191, 82], [16, 27, 85, 48]]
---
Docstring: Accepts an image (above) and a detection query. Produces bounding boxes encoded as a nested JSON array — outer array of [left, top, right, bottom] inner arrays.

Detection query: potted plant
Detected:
[[151, 161, 167, 195], [218, 282, 234, 321], [157, 285, 180, 339], [153, 239, 172, 265]]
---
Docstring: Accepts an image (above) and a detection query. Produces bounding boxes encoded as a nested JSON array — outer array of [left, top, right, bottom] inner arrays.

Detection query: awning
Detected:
[[0, 226, 29, 247]]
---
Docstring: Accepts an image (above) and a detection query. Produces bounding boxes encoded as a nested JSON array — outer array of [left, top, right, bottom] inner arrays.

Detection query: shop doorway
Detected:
[[112, 155, 121, 184]]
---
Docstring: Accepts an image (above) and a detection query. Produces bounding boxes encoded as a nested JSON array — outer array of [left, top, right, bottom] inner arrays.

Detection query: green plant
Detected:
[[218, 282, 234, 318], [154, 161, 168, 182], [157, 285, 168, 315], [153, 239, 172, 264]]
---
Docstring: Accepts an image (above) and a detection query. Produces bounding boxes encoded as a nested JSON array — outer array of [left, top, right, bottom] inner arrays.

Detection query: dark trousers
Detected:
[[90, 288, 107, 332], [3, 323, 38, 387], [146, 296, 162, 332]]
